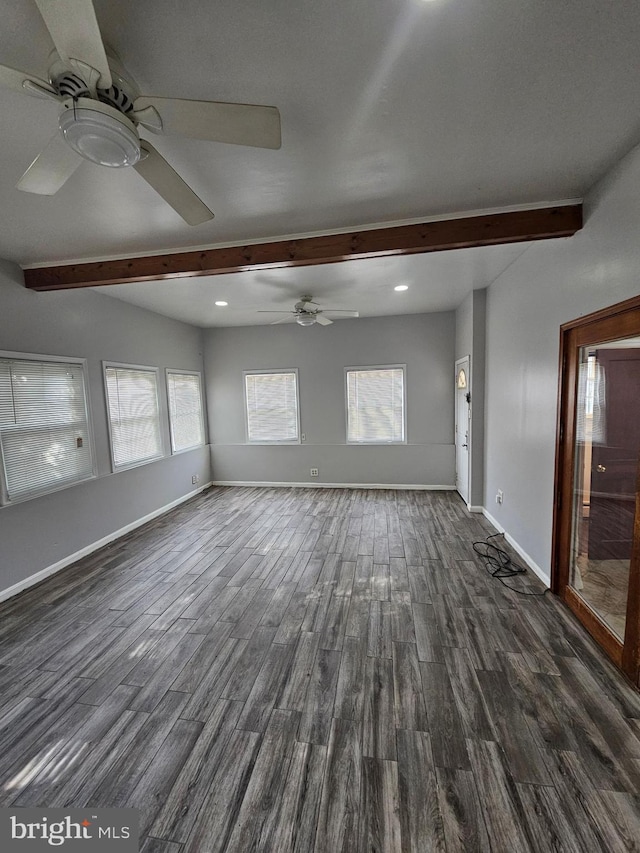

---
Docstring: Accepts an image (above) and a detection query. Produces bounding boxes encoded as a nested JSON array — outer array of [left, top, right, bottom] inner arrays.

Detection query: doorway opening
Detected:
[[552, 294, 640, 686]]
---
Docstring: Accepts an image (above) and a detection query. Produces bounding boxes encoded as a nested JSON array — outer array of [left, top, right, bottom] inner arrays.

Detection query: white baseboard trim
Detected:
[[482, 508, 550, 588], [0, 482, 213, 605], [211, 481, 456, 491], [467, 505, 484, 514]]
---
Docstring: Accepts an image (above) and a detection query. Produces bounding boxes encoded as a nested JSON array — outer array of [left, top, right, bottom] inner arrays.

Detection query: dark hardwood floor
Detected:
[[1, 486, 639, 852]]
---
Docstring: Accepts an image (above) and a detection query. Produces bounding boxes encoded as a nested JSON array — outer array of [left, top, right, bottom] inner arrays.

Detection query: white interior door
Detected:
[[455, 356, 470, 504]]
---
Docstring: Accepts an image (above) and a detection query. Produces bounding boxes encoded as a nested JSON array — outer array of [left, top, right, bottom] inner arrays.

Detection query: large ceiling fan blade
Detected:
[[17, 133, 82, 195], [0, 64, 59, 100], [133, 96, 281, 150], [34, 0, 112, 88], [270, 316, 295, 325], [133, 141, 214, 226], [324, 310, 360, 317], [257, 310, 294, 314], [315, 314, 333, 326]]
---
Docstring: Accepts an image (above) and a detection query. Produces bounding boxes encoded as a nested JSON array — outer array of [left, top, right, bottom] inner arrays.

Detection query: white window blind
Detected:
[[104, 365, 162, 468], [576, 354, 606, 445], [346, 367, 405, 443], [245, 371, 299, 442], [0, 356, 94, 503], [167, 371, 205, 452]]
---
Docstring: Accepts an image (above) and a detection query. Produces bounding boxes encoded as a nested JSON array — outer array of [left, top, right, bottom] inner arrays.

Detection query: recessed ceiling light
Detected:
[[394, 285, 409, 292], [215, 301, 228, 307]]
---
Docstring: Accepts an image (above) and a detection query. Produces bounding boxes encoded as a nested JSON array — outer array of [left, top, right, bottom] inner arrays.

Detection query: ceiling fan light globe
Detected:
[[58, 100, 140, 167], [296, 314, 316, 326]]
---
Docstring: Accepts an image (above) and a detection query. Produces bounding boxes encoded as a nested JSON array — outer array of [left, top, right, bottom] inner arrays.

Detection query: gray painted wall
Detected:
[[455, 289, 486, 507], [204, 313, 455, 486], [455, 293, 473, 362], [484, 142, 640, 581], [0, 260, 210, 592], [470, 290, 486, 509]]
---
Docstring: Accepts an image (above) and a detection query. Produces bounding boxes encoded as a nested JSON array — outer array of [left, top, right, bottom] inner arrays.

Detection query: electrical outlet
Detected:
[[301, 433, 306, 441], [310, 468, 319, 477], [496, 489, 503, 505], [192, 474, 200, 485]]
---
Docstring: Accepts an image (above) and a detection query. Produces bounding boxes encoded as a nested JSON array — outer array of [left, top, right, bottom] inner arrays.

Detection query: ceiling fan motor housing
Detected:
[[53, 72, 90, 100], [58, 98, 141, 167], [49, 49, 138, 112]]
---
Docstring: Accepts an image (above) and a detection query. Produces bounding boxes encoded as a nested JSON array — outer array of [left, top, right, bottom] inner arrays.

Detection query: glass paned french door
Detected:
[[553, 297, 640, 685]]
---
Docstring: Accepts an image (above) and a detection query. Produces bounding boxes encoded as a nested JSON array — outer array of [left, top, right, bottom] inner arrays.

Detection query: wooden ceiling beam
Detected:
[[24, 204, 582, 291]]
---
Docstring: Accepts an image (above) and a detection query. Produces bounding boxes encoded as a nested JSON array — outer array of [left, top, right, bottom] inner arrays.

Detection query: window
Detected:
[[346, 365, 406, 443], [244, 369, 300, 443], [0, 353, 94, 504], [166, 370, 205, 452], [576, 353, 606, 444], [104, 364, 163, 470]]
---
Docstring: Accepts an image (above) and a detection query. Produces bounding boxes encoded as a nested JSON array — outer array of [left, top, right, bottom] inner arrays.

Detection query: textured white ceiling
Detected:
[[2, 0, 639, 325], [92, 242, 531, 327], [1, 0, 639, 270]]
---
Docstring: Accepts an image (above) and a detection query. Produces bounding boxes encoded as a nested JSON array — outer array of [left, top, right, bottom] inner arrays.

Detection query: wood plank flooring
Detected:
[[1, 486, 640, 851]]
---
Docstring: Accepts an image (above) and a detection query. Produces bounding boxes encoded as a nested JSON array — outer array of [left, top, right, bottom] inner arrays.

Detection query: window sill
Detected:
[[170, 442, 206, 456], [246, 440, 302, 446], [111, 452, 165, 474], [0, 472, 97, 508], [346, 441, 407, 446]]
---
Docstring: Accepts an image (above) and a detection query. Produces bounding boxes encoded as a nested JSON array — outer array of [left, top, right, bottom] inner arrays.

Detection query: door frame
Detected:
[[455, 355, 471, 506], [551, 293, 640, 683]]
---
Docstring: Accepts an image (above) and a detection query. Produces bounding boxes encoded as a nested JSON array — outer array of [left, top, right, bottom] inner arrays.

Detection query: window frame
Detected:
[[103, 361, 165, 473], [0, 350, 97, 507], [243, 368, 301, 445], [165, 368, 206, 454], [344, 363, 407, 445]]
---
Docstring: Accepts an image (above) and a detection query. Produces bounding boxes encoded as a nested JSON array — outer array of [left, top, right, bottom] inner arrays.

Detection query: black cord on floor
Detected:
[[472, 532, 549, 597]]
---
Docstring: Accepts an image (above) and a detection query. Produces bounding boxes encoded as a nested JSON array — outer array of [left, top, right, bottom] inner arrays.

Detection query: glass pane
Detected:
[[105, 367, 162, 467], [167, 372, 204, 451], [569, 338, 640, 640], [346, 368, 404, 443], [245, 372, 299, 442]]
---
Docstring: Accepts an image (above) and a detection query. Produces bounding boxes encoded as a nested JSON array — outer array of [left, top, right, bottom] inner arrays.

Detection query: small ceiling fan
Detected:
[[0, 0, 281, 225], [258, 296, 359, 327]]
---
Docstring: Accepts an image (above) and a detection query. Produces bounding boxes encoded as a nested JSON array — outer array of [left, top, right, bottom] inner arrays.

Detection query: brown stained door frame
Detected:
[[552, 293, 640, 684]]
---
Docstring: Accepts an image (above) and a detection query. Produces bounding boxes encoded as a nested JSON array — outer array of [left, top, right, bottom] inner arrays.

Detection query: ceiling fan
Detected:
[[258, 296, 359, 327], [0, 0, 281, 225]]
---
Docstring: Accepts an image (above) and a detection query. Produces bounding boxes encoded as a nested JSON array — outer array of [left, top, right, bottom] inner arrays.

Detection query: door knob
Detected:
[[596, 464, 606, 472]]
